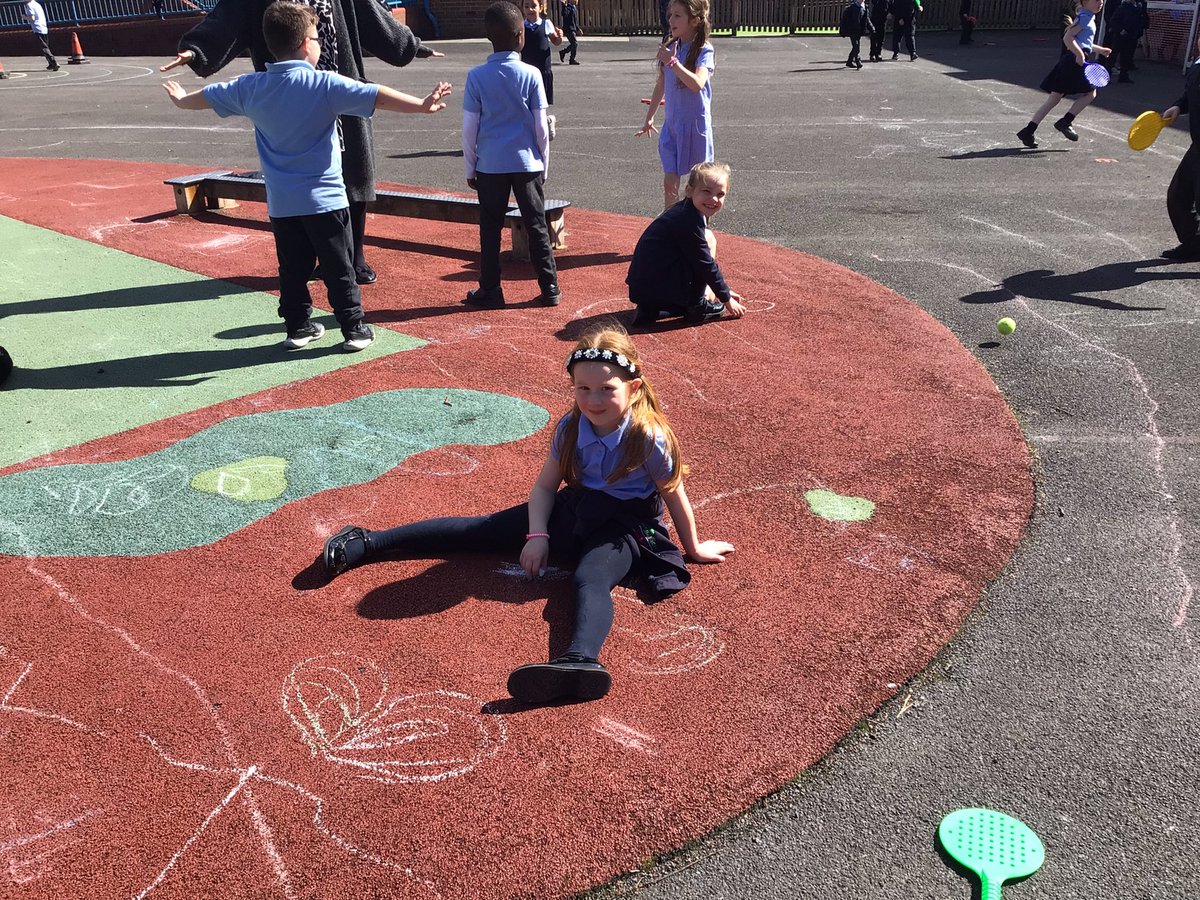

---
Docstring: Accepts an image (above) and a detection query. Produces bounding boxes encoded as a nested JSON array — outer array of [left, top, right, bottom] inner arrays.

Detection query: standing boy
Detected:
[[559, 0, 582, 65], [23, 0, 58, 72], [890, 0, 920, 60], [462, 1, 561, 309], [164, 2, 451, 351], [839, 0, 874, 69]]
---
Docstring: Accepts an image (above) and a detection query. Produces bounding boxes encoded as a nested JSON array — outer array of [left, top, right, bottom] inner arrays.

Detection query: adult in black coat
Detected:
[[161, 0, 443, 285], [1161, 51, 1200, 259], [868, 0, 890, 61], [890, 0, 919, 59]]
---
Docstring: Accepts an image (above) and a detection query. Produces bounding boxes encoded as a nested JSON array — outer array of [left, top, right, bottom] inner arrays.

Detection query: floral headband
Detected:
[[565, 347, 639, 378]]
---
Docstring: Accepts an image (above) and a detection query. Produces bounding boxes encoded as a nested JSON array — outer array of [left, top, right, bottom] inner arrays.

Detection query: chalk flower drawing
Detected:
[[281, 654, 506, 784]]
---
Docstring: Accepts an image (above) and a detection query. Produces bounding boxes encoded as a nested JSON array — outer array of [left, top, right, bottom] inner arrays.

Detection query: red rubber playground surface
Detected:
[[0, 158, 1032, 899]]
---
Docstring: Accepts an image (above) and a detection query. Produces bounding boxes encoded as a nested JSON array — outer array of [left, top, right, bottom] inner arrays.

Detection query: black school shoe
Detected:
[[683, 299, 726, 324], [1053, 117, 1079, 141], [539, 284, 562, 306], [1161, 244, 1200, 261], [1016, 124, 1038, 148], [464, 285, 506, 308], [323, 525, 369, 577], [507, 656, 612, 704]]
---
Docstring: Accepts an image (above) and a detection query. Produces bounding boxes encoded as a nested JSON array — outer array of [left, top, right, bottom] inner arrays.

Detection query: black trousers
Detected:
[[847, 35, 863, 63], [365, 502, 633, 660], [869, 19, 887, 57], [475, 171, 558, 293], [892, 18, 916, 54], [563, 29, 579, 61], [35, 32, 57, 67], [1167, 142, 1200, 249], [271, 207, 364, 334]]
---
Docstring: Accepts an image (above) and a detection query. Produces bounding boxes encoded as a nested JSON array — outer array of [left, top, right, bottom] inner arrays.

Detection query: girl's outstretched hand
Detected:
[[688, 540, 735, 563], [635, 121, 658, 136], [520, 537, 550, 578]]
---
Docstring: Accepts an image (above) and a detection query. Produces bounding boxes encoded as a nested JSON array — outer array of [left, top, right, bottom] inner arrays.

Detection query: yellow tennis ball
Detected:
[[997, 317, 1016, 336]]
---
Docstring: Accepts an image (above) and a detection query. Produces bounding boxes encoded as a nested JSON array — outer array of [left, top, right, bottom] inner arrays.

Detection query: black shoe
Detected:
[[1016, 125, 1038, 149], [342, 322, 375, 352], [47, 63, 59, 71], [910, 52, 918, 60], [323, 525, 369, 577], [569, 59, 580, 65], [507, 657, 612, 704], [464, 286, 505, 308], [1161, 244, 1200, 261], [891, 52, 899, 60], [559, 49, 567, 62], [846, 60, 856, 67], [683, 299, 726, 324], [632, 305, 670, 325], [539, 284, 562, 306], [282, 320, 325, 350], [1053, 117, 1079, 141], [354, 264, 377, 285]]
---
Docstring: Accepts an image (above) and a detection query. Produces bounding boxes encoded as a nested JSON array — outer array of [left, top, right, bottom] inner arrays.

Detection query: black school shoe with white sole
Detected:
[[683, 299, 726, 324], [507, 657, 612, 704], [323, 525, 369, 577], [1053, 117, 1079, 141]]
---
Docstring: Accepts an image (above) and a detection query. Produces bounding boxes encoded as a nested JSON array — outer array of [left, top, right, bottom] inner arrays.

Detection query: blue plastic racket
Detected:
[[938, 808, 1045, 900], [1084, 62, 1110, 87]]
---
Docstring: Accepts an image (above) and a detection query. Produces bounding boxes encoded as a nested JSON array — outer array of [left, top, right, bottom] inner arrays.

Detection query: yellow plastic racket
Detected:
[[1128, 110, 1168, 151]]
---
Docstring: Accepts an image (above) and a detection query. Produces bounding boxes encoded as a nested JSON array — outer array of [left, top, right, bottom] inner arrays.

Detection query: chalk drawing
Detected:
[[615, 618, 725, 675], [0, 805, 101, 886], [395, 447, 480, 478], [592, 717, 658, 755], [191, 457, 288, 502], [42, 463, 188, 518], [282, 654, 507, 784], [494, 562, 571, 580], [846, 532, 933, 574], [1, 660, 99, 735]]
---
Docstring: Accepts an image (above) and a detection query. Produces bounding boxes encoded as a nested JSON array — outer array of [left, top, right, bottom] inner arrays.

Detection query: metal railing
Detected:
[[547, 0, 1072, 34], [0, 0, 213, 30]]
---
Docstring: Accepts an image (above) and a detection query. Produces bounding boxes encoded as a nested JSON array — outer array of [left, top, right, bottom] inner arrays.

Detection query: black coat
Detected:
[[178, 0, 430, 203], [1173, 59, 1200, 145], [840, 3, 874, 38]]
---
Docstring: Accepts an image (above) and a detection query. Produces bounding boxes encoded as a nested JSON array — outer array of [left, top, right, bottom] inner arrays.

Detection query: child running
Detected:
[[636, 0, 716, 210], [163, 2, 450, 352], [1017, 0, 1111, 148], [322, 326, 736, 705], [626, 161, 746, 325], [1158, 33, 1200, 260]]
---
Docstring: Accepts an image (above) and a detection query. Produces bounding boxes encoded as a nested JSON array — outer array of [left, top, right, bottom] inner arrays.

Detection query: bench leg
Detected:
[[172, 183, 202, 215], [509, 213, 567, 263], [204, 195, 240, 212]]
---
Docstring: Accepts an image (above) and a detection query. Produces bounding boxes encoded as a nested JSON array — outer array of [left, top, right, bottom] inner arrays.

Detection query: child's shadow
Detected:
[[354, 558, 557, 619]]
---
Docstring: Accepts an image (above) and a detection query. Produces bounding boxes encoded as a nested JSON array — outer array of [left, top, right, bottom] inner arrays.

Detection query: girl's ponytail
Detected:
[[683, 0, 711, 72]]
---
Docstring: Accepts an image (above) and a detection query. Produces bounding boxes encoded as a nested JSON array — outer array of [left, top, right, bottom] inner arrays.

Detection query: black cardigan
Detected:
[[626, 199, 732, 308]]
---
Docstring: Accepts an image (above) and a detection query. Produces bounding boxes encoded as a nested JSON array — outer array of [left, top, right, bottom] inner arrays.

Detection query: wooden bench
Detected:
[[164, 170, 570, 262]]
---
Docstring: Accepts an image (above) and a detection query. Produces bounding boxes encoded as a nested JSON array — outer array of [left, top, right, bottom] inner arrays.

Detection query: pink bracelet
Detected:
[[667, 57, 678, 67], [525, 533, 550, 540]]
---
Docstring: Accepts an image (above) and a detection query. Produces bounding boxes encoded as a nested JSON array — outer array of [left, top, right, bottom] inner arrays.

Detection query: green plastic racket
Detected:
[[938, 808, 1045, 900]]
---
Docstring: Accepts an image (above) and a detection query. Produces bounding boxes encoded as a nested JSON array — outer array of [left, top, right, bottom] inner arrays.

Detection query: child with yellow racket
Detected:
[[1159, 35, 1200, 261]]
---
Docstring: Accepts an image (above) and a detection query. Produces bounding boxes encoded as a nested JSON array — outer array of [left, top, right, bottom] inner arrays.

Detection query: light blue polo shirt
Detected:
[[551, 412, 674, 500], [25, 1, 48, 34], [463, 51, 547, 175], [202, 60, 379, 218]]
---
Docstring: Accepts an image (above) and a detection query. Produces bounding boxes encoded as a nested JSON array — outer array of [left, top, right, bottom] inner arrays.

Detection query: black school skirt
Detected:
[[1039, 52, 1093, 95]]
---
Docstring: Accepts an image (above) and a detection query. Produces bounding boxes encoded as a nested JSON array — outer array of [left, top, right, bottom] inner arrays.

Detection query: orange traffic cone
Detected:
[[68, 31, 89, 65], [0, 60, 8, 79]]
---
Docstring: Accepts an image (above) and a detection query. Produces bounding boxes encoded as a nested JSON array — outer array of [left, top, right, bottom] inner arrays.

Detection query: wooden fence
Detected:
[[555, 0, 1072, 34]]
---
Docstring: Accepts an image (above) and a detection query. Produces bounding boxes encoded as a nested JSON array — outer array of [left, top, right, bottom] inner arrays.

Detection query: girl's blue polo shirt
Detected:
[[203, 60, 378, 218], [550, 412, 674, 500]]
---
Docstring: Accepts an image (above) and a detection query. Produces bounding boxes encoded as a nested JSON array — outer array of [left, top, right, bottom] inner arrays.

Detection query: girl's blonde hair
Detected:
[[684, 160, 731, 194], [662, 0, 711, 74], [559, 326, 685, 491]]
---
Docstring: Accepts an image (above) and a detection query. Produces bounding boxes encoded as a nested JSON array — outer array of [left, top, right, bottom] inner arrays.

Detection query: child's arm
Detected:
[[163, 80, 211, 110], [636, 67, 666, 135], [665, 56, 711, 93], [374, 81, 452, 114], [1063, 22, 1086, 62], [519, 457, 564, 577], [659, 480, 735, 563]]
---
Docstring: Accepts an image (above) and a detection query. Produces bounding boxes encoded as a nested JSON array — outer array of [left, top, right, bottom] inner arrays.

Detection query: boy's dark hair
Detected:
[[484, 1, 523, 51], [263, 1, 317, 60]]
